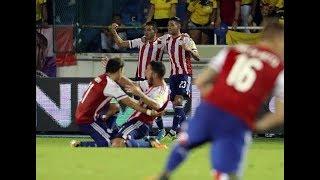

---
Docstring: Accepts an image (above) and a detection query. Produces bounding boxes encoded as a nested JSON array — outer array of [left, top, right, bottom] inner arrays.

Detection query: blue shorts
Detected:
[[116, 120, 151, 140], [178, 101, 252, 175], [78, 117, 117, 147], [169, 74, 192, 101]]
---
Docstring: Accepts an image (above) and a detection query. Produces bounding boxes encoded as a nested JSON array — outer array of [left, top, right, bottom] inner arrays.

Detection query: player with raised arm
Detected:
[[70, 58, 161, 148], [110, 21, 167, 140], [156, 21, 284, 180]]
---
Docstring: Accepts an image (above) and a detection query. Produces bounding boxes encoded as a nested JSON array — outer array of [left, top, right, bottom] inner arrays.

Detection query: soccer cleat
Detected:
[[70, 140, 80, 148], [150, 138, 168, 149], [167, 129, 177, 140], [156, 129, 166, 140]]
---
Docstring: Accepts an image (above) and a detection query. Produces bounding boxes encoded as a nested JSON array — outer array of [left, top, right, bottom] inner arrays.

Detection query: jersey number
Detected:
[[81, 82, 94, 103], [179, 81, 187, 88], [226, 54, 263, 92]]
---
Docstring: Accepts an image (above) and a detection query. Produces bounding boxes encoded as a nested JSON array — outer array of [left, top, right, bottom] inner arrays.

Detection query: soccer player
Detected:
[[110, 21, 167, 140], [111, 61, 169, 147], [162, 16, 200, 138], [70, 57, 161, 148], [156, 21, 284, 180]]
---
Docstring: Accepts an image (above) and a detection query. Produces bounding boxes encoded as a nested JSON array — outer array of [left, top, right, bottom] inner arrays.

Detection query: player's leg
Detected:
[[126, 137, 167, 149], [112, 120, 149, 147], [169, 75, 192, 136], [156, 117, 166, 140], [158, 102, 211, 179], [211, 131, 252, 180], [73, 122, 112, 147]]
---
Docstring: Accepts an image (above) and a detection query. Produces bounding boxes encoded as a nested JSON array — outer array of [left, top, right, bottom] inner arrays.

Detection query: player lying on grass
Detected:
[[110, 61, 169, 149], [155, 20, 284, 180], [70, 57, 162, 148]]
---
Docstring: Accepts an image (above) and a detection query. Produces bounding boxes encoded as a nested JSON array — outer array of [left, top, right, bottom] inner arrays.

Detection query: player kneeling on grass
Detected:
[[70, 57, 162, 148], [111, 61, 169, 149]]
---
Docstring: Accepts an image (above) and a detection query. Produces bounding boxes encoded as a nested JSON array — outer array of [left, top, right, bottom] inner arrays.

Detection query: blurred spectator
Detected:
[[36, 32, 56, 77], [260, 0, 283, 17], [249, 0, 283, 32], [121, 0, 148, 39], [187, 0, 217, 44], [146, 0, 178, 36], [38, 27, 57, 77], [36, 0, 48, 26], [241, 0, 255, 33], [101, 14, 128, 53], [215, 0, 241, 44]]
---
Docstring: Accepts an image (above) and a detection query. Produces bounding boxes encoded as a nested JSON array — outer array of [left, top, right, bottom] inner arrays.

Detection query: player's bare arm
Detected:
[[125, 84, 161, 110], [110, 23, 130, 48], [118, 76, 138, 88], [97, 103, 120, 121], [119, 97, 161, 117], [195, 67, 218, 97], [180, 40, 200, 61], [255, 97, 284, 132]]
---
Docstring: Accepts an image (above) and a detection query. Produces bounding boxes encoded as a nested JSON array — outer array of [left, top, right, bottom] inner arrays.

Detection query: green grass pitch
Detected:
[[36, 137, 283, 180]]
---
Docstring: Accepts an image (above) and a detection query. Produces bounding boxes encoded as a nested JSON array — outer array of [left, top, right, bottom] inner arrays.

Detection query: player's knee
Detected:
[[111, 138, 126, 148], [173, 95, 184, 106]]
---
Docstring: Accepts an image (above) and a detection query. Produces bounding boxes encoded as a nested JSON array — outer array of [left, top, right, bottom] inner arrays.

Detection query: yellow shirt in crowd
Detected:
[[188, 0, 217, 25], [261, 0, 283, 8], [36, 0, 47, 21], [242, 0, 253, 5], [150, 0, 178, 19]]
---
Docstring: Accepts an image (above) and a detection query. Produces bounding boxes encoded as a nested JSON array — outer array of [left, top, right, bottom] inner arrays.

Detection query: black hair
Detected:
[[112, 13, 121, 18], [168, 16, 182, 25], [149, 61, 166, 78], [105, 57, 124, 73], [145, 21, 158, 31]]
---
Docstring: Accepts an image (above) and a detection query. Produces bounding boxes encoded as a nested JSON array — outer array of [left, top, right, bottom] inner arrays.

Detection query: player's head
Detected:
[[145, 61, 166, 85], [111, 138, 126, 147], [261, 19, 284, 59], [144, 21, 158, 40], [168, 17, 182, 35], [105, 57, 124, 82], [112, 13, 122, 25]]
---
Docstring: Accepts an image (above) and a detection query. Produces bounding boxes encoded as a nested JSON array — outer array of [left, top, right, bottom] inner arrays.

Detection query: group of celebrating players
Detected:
[[71, 16, 284, 180]]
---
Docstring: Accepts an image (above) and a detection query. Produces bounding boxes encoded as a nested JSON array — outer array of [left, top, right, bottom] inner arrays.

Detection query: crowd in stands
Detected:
[[36, 0, 284, 55]]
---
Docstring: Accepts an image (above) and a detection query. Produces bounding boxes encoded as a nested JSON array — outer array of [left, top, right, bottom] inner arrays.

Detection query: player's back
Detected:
[[204, 45, 284, 129], [75, 74, 110, 124]]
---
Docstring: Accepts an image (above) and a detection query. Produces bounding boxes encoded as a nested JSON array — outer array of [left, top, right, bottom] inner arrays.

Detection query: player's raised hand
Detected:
[[110, 23, 119, 31]]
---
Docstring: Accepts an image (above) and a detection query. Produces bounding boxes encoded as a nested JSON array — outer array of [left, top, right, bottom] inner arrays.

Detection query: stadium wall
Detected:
[[57, 45, 225, 77]]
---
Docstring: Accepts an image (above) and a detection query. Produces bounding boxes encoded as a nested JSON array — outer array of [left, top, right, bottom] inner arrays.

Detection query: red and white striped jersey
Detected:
[[75, 74, 128, 124], [129, 37, 165, 79], [128, 80, 169, 124], [161, 33, 198, 75]]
